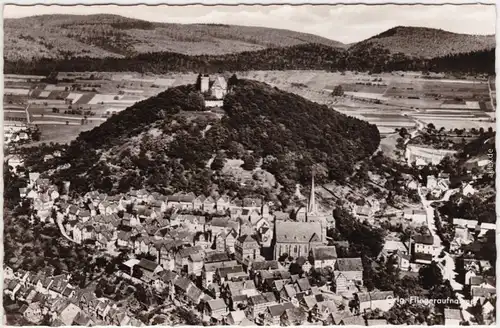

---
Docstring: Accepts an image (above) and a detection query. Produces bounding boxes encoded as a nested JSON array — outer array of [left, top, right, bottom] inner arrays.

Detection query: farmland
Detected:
[[235, 70, 494, 139], [3, 70, 495, 146]]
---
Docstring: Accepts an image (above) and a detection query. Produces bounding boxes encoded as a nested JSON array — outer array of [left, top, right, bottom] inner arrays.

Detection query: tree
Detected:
[[186, 91, 205, 111], [211, 152, 226, 171], [228, 74, 238, 89], [399, 127, 409, 138], [242, 154, 257, 171], [331, 85, 344, 96], [289, 262, 304, 276], [418, 262, 443, 289]]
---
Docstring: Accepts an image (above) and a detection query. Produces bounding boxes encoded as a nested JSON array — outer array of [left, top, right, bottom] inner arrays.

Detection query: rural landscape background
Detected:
[[3, 4, 497, 327]]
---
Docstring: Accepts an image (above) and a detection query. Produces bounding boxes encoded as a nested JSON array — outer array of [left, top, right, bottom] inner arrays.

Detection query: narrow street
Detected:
[[418, 186, 472, 322], [56, 216, 75, 243]]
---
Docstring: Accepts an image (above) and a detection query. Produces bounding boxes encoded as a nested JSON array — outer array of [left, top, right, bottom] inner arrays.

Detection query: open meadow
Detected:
[[3, 70, 495, 146]]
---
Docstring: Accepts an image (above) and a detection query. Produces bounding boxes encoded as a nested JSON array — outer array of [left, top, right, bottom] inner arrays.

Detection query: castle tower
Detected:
[[201, 75, 210, 93]]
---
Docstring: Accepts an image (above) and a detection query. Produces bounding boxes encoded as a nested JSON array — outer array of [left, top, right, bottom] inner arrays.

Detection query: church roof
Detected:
[[275, 221, 322, 243]]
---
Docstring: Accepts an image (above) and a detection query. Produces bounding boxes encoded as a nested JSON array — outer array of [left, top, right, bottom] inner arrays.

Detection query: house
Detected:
[[216, 265, 248, 283], [333, 258, 364, 294], [281, 306, 307, 326], [235, 234, 262, 264], [205, 298, 229, 321], [203, 196, 216, 213], [478, 222, 496, 237], [453, 218, 479, 230], [471, 286, 496, 304], [278, 284, 301, 306], [224, 280, 259, 299], [5, 279, 21, 300], [188, 253, 204, 276], [154, 270, 179, 293], [73, 311, 94, 326], [265, 302, 295, 325], [311, 246, 338, 269], [202, 260, 238, 288], [274, 221, 325, 260], [444, 308, 462, 326], [311, 300, 339, 323], [354, 205, 372, 219], [248, 292, 277, 319], [175, 246, 203, 272], [58, 303, 81, 326], [225, 310, 247, 325], [392, 250, 411, 271], [366, 319, 389, 326], [354, 291, 395, 313], [403, 209, 427, 224], [340, 315, 366, 326], [462, 183, 477, 196], [426, 175, 437, 189], [19, 302, 43, 323], [136, 258, 164, 282], [413, 234, 435, 256]]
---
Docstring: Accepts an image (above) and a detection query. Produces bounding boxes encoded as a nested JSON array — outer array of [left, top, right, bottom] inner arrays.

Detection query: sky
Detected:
[[3, 4, 496, 43]]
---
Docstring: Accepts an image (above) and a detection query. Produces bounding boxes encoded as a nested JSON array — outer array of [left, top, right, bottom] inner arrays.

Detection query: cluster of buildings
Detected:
[[3, 267, 143, 326], [7, 170, 408, 326]]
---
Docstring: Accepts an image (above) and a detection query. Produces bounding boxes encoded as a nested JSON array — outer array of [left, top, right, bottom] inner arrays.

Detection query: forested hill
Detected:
[[351, 26, 495, 58], [48, 78, 379, 202], [5, 43, 495, 75], [4, 14, 345, 60]]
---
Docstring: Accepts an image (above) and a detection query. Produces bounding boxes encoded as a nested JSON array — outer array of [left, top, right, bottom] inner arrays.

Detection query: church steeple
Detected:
[[307, 168, 316, 214]]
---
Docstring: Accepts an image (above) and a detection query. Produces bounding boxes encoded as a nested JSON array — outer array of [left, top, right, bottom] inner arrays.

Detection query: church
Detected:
[[273, 170, 333, 260], [294, 170, 336, 239]]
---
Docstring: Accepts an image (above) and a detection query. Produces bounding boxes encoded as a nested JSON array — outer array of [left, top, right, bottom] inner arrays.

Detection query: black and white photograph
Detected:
[[2, 2, 496, 326]]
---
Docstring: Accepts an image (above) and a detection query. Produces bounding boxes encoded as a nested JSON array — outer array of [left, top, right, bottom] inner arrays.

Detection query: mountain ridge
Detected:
[[4, 14, 346, 60], [350, 25, 495, 58], [5, 14, 496, 61]]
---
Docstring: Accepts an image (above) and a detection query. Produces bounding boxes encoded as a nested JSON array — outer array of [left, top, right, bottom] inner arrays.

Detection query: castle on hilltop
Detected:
[[197, 74, 228, 107]]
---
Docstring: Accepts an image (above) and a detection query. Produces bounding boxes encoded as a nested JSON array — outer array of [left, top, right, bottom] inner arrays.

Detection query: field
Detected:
[[4, 70, 495, 146]]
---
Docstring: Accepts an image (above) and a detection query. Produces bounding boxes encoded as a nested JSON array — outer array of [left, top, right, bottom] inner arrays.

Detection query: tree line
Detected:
[[4, 43, 495, 75]]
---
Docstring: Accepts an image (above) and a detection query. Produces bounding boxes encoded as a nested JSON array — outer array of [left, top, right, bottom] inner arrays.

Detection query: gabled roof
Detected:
[[174, 277, 191, 291], [334, 258, 363, 271], [296, 278, 311, 292], [355, 291, 394, 303], [237, 234, 259, 245], [312, 246, 338, 260], [341, 316, 366, 325], [268, 302, 294, 317], [275, 221, 323, 243], [252, 260, 280, 271], [207, 298, 227, 311], [413, 234, 434, 245], [137, 258, 159, 272]]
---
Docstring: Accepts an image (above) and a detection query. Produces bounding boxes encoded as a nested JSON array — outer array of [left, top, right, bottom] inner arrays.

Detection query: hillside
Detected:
[[5, 42, 495, 76], [4, 14, 345, 60], [350, 26, 495, 58], [40, 78, 379, 204]]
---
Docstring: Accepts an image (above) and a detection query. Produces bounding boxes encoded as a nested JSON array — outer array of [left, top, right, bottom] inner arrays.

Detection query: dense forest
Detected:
[[41, 78, 379, 203], [4, 43, 495, 75]]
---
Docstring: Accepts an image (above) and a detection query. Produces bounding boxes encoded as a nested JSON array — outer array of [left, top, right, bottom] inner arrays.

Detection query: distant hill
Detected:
[[4, 16, 495, 74], [4, 14, 345, 60], [350, 26, 495, 58], [46, 78, 379, 201], [5, 43, 495, 76]]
